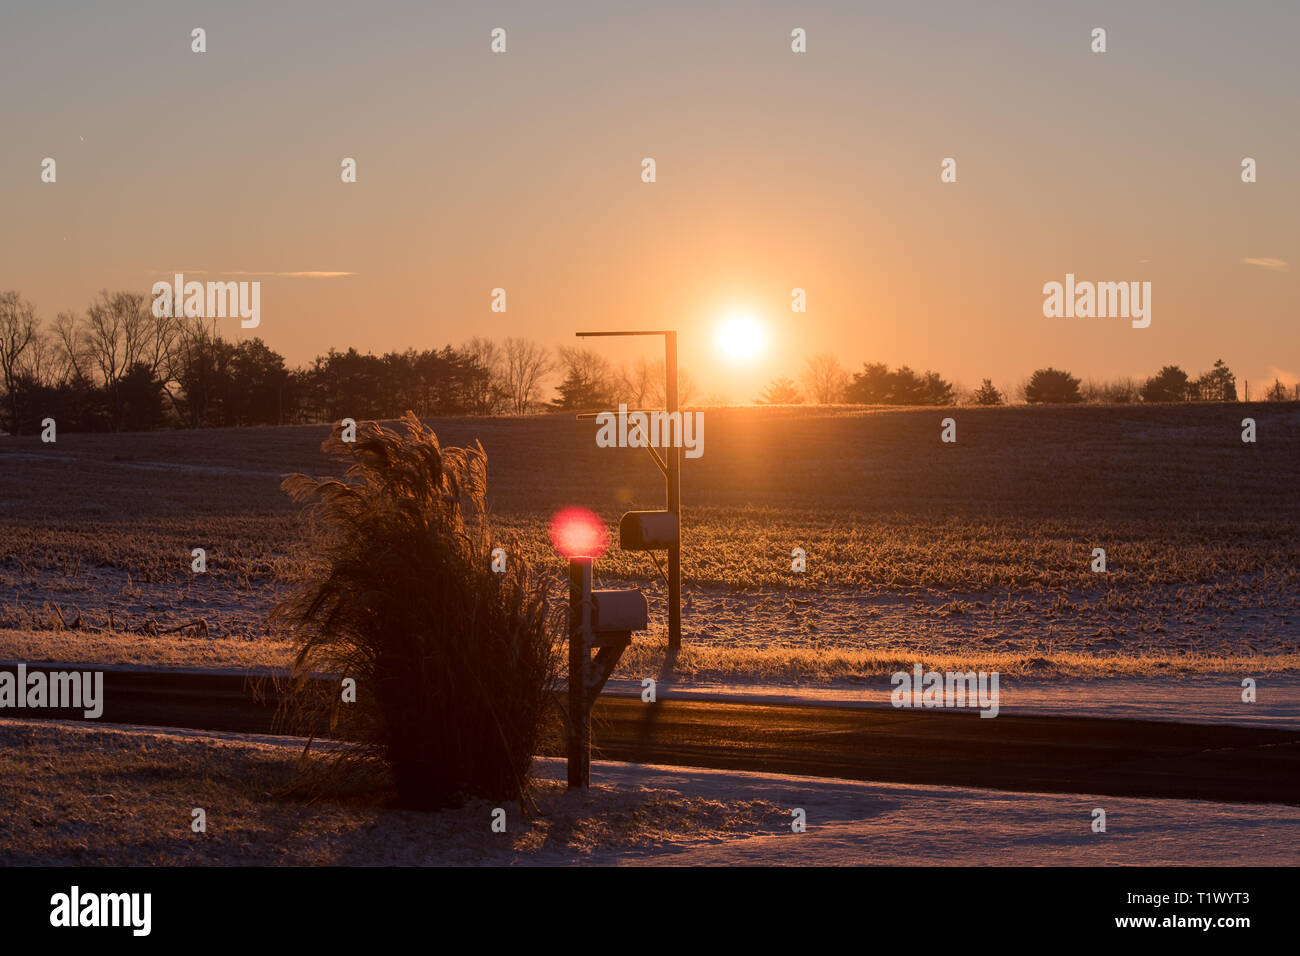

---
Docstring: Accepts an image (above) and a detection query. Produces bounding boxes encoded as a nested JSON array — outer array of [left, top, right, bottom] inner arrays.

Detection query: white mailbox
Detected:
[[592, 588, 649, 633], [619, 510, 679, 551]]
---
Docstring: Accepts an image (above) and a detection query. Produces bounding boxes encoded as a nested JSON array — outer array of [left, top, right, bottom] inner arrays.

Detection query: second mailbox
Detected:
[[619, 510, 680, 551], [591, 589, 649, 633]]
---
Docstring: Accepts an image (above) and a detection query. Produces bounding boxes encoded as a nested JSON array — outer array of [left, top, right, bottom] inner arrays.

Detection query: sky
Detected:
[[1, 0, 1296, 401]]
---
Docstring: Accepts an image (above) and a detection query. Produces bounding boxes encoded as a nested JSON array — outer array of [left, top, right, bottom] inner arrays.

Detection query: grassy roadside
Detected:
[[0, 720, 784, 866], [4, 627, 1295, 681]]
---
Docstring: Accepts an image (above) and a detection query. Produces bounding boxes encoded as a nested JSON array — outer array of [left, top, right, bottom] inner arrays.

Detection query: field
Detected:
[[2, 403, 1298, 682]]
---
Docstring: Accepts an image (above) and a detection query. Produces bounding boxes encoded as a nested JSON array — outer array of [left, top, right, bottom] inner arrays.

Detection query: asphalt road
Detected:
[[4, 664, 1298, 805]]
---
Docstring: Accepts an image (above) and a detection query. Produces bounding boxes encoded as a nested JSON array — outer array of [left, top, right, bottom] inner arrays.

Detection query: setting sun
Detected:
[[717, 314, 766, 361]]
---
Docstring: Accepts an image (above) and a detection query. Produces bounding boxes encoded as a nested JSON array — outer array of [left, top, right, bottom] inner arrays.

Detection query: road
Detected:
[[4, 663, 1298, 804]]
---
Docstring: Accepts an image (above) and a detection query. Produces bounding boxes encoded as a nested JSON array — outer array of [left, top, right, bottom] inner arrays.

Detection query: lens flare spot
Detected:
[[550, 506, 608, 558]]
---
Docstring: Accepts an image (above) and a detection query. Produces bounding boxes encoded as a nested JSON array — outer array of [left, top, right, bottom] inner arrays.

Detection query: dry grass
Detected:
[[0, 627, 293, 670], [616, 639, 1300, 682], [274, 414, 561, 808], [496, 509, 1300, 593], [4, 625, 1292, 681]]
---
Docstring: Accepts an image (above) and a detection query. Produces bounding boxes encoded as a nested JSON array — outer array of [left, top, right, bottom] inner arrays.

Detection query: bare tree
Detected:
[[461, 336, 506, 414], [553, 346, 614, 409], [166, 316, 224, 427], [145, 309, 179, 382], [53, 311, 90, 386], [0, 291, 39, 429], [501, 337, 553, 414], [68, 290, 174, 429], [82, 290, 160, 388], [633, 358, 699, 408], [800, 353, 849, 404], [614, 356, 656, 407], [676, 367, 700, 407], [17, 329, 56, 385]]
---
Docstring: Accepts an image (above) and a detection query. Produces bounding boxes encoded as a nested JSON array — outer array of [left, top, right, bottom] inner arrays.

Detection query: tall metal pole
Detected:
[[567, 557, 592, 788], [575, 328, 683, 652], [665, 331, 682, 652]]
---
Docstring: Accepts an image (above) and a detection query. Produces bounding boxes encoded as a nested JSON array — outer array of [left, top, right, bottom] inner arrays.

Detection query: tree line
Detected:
[[0, 289, 1290, 435], [0, 290, 566, 434], [760, 354, 1286, 407]]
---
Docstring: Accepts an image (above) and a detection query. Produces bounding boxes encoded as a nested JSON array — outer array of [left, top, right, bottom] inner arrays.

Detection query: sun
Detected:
[[717, 314, 765, 361]]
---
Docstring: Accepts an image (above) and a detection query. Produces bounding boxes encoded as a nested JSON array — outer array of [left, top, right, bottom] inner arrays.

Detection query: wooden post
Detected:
[[567, 557, 592, 788], [665, 330, 682, 652]]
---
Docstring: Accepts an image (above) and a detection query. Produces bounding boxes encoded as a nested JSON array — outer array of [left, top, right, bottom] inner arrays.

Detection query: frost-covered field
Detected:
[[2, 720, 1294, 866], [2, 404, 1297, 684]]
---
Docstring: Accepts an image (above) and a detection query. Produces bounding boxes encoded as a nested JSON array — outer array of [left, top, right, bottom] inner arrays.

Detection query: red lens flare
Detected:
[[550, 507, 608, 558]]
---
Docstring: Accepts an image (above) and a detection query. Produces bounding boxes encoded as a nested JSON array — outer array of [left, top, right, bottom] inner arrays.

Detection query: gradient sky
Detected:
[[2, 0, 1296, 401]]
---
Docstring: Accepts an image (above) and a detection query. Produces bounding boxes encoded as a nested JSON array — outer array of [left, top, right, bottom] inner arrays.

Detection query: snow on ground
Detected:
[[656, 575, 1300, 664], [0, 566, 286, 642], [6, 561, 1298, 671], [2, 719, 1293, 866], [535, 759, 1300, 866]]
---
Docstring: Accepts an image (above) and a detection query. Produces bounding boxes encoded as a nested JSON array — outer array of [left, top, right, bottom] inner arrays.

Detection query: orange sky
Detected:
[[2, 1, 1296, 401]]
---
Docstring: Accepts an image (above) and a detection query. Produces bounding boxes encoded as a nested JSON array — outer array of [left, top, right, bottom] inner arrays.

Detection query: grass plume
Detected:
[[273, 412, 561, 809]]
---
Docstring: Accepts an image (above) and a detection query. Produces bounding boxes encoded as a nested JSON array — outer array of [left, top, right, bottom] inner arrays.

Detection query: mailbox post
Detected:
[[566, 555, 648, 788], [567, 557, 593, 788], [665, 329, 681, 652]]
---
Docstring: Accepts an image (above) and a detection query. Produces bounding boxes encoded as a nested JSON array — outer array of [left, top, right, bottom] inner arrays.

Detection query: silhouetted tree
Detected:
[[1025, 367, 1083, 404], [227, 339, 290, 425], [845, 362, 892, 403], [461, 337, 506, 414], [1195, 358, 1237, 402], [801, 353, 849, 404], [1141, 365, 1190, 403], [168, 317, 228, 427], [117, 362, 168, 431], [502, 338, 553, 414], [1086, 377, 1140, 404], [888, 366, 928, 404], [755, 376, 804, 404], [845, 362, 953, 405], [551, 346, 615, 410], [614, 355, 657, 408], [0, 291, 38, 433], [972, 379, 1003, 406], [920, 370, 955, 405]]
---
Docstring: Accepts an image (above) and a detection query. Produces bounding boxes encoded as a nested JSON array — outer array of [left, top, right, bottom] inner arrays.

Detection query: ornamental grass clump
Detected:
[[274, 412, 560, 809]]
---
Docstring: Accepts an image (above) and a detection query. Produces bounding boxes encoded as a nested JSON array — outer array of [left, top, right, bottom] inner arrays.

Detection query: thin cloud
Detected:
[[1240, 258, 1289, 271], [238, 271, 355, 278], [151, 270, 356, 278]]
